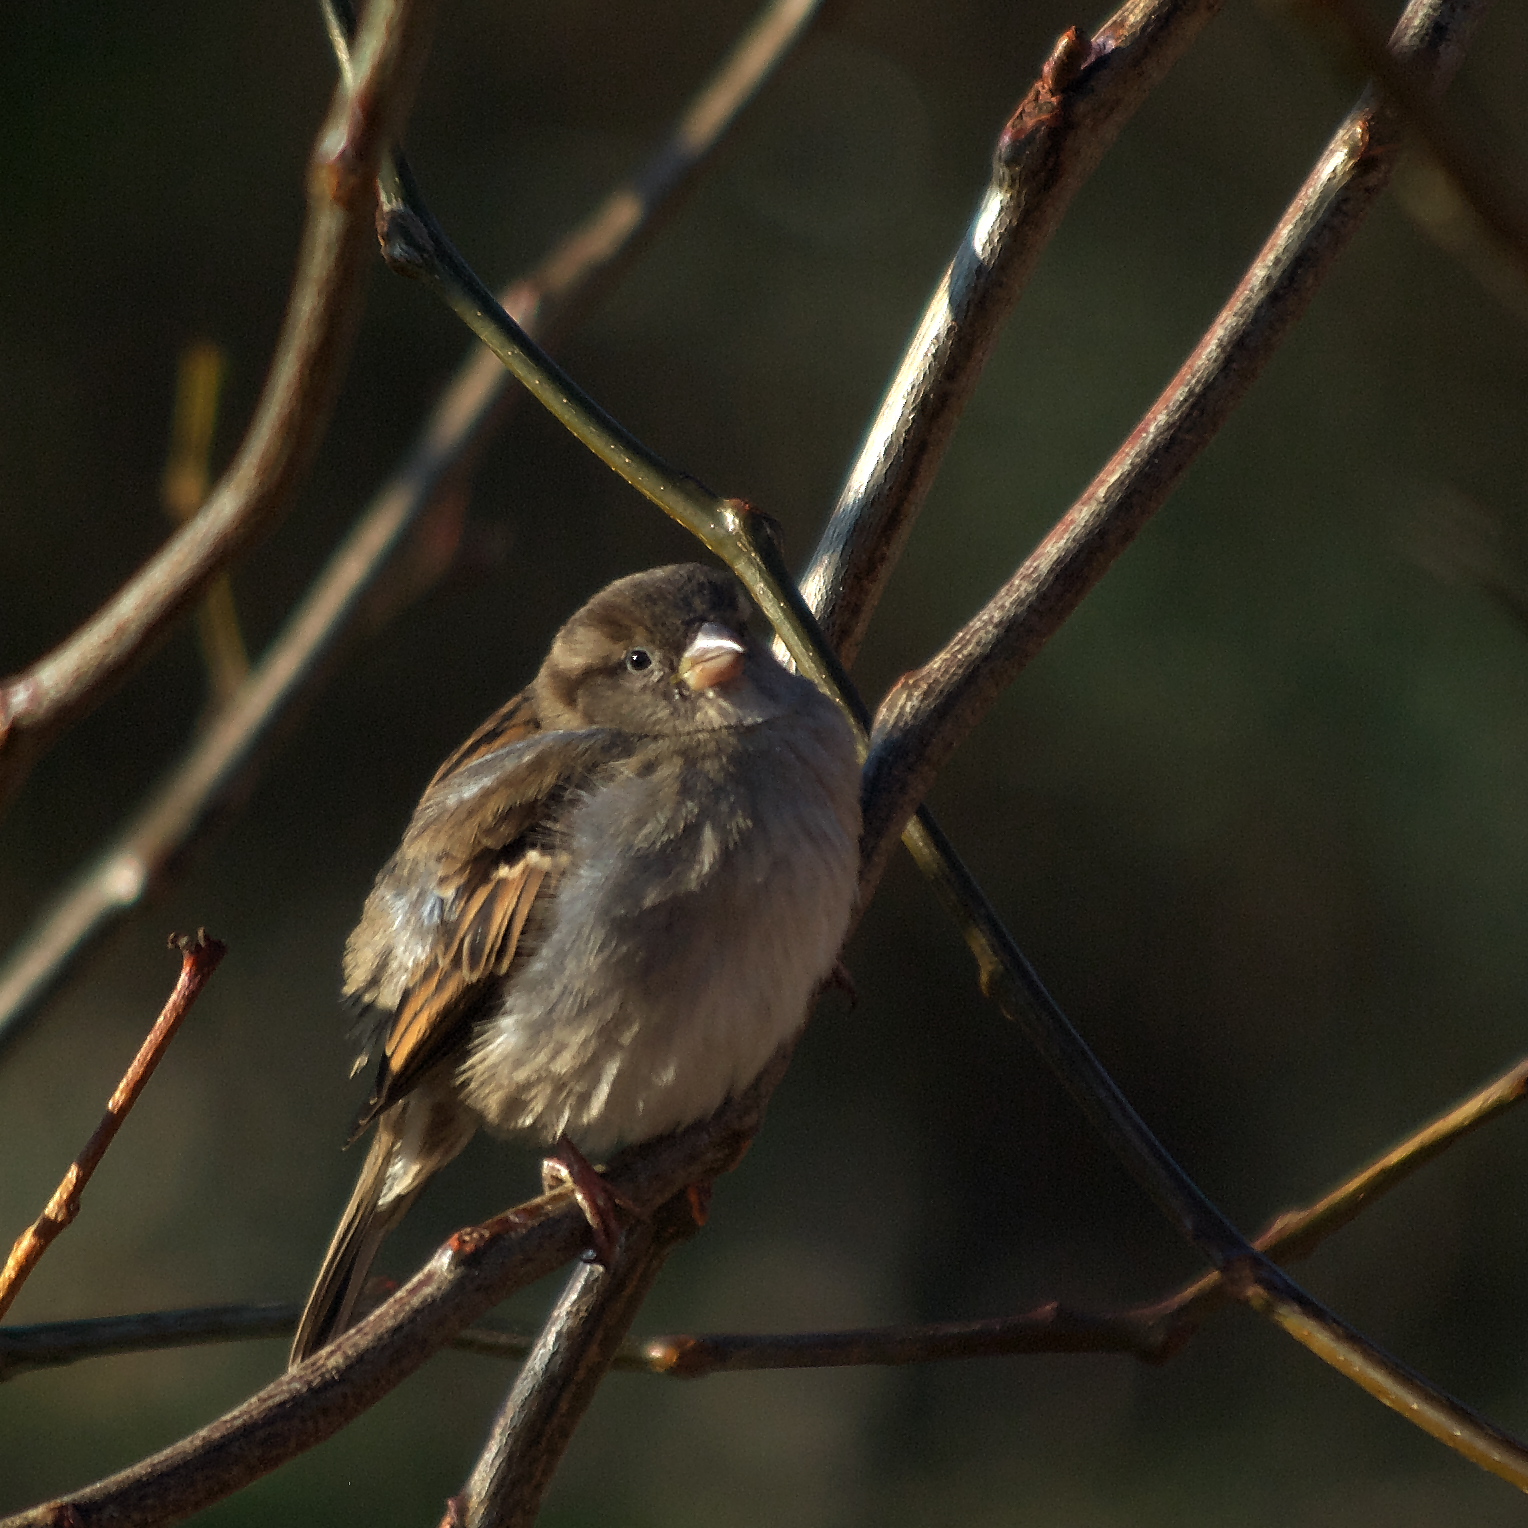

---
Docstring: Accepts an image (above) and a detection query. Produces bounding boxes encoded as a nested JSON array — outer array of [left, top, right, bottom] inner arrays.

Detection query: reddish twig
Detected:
[[0, 0, 443, 815], [0, 932, 226, 1323]]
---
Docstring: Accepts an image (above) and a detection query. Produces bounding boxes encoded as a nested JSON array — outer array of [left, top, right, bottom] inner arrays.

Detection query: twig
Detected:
[[449, 1194, 700, 1528], [0, 0, 442, 817], [0, 1306, 608, 1382], [12, 1052, 1524, 1382], [797, 0, 1228, 667], [0, 1051, 780, 1528], [0, 1304, 300, 1383], [0, 0, 828, 1062], [0, 932, 225, 1323]]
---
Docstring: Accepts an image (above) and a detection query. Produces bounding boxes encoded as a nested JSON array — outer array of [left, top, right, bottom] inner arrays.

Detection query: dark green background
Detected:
[[3, 0, 1527, 1522]]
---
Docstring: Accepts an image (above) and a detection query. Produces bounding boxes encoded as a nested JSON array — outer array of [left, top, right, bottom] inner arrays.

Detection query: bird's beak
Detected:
[[678, 623, 747, 691]]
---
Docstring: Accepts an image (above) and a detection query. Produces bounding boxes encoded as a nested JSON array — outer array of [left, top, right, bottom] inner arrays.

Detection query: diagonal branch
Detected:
[[0, 0, 829, 1063], [0, 0, 443, 817], [799, 0, 1228, 667], [0, 932, 225, 1322], [860, 0, 1489, 879]]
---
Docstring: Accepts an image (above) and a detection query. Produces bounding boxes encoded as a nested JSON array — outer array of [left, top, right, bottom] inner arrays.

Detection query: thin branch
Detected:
[[450, 1194, 700, 1528], [0, 0, 443, 816], [0, 0, 828, 1063], [0, 1304, 299, 1383], [0, 1051, 781, 1528], [798, 0, 1228, 667], [859, 0, 1489, 879], [0, 932, 225, 1322], [0, 1307, 612, 1382], [648, 1051, 1528, 1374]]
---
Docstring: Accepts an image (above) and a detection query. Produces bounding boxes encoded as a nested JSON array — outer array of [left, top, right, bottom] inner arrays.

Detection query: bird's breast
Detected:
[[459, 707, 861, 1155]]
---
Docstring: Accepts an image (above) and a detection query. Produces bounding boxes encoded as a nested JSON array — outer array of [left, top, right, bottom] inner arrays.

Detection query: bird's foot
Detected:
[[542, 1136, 644, 1264]]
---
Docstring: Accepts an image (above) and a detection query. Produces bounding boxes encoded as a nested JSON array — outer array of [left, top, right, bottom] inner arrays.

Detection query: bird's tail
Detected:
[[290, 1089, 473, 1367]]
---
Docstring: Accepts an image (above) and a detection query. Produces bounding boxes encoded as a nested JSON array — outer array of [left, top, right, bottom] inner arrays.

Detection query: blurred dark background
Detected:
[[3, 0, 1528, 1522]]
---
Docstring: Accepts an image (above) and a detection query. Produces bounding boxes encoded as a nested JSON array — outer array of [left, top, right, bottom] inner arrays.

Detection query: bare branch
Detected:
[[648, 1052, 1528, 1374], [0, 0, 443, 815], [0, 1305, 299, 1383], [859, 0, 1493, 885], [0, 0, 828, 1062], [799, 0, 1229, 667], [0, 932, 225, 1322], [451, 1194, 700, 1528]]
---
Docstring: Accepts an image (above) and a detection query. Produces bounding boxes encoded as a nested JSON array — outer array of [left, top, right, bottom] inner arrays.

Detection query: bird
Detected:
[[289, 562, 862, 1364]]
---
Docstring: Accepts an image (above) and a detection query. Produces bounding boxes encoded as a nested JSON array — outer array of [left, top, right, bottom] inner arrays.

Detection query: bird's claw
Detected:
[[543, 1137, 644, 1264]]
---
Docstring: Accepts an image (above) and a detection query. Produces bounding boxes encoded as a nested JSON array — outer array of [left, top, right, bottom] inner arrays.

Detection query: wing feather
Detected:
[[342, 687, 617, 1135]]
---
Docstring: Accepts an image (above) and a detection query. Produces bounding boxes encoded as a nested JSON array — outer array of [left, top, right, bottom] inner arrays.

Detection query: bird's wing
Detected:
[[343, 689, 620, 1132]]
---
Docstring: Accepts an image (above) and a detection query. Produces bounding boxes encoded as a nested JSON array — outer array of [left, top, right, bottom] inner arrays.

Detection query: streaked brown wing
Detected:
[[372, 851, 554, 1115], [345, 688, 620, 1134]]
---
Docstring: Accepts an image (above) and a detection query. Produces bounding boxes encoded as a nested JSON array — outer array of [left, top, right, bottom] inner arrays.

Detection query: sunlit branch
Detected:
[[798, 0, 1228, 668]]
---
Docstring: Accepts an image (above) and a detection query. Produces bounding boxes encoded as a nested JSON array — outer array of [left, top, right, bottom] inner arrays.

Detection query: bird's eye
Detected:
[[624, 647, 653, 673]]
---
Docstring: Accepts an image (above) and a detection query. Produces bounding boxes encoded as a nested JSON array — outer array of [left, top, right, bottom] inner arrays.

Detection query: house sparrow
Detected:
[[290, 563, 862, 1364]]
